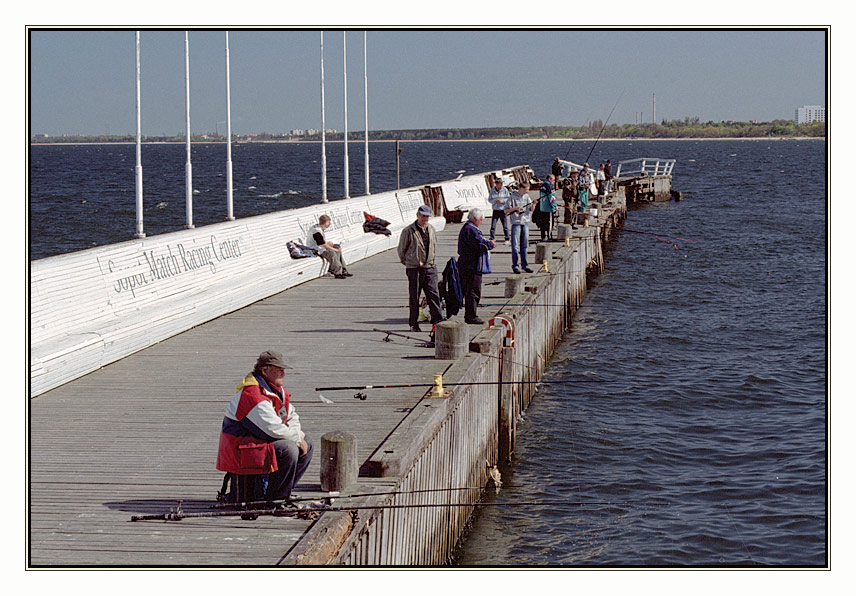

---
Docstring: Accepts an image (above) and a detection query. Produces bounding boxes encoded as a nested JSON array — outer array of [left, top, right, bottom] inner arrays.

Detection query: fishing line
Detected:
[[721, 502, 757, 565]]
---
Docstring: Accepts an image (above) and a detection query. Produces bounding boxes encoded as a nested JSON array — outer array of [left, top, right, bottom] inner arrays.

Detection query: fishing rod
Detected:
[[584, 89, 625, 165], [563, 111, 593, 161], [483, 273, 556, 285], [132, 498, 662, 522], [214, 485, 487, 511], [373, 327, 554, 373], [315, 378, 604, 393]]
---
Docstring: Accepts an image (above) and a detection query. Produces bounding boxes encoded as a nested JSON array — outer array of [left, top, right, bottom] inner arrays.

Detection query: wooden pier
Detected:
[[28, 192, 626, 566]]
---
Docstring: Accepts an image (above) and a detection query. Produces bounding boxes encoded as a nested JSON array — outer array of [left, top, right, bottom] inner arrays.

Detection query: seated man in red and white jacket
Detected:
[[216, 350, 312, 502]]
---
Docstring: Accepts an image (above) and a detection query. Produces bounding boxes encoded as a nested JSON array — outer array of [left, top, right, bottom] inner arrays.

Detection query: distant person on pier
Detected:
[[216, 350, 312, 503], [552, 157, 563, 182], [398, 204, 444, 333], [457, 208, 496, 325], [506, 181, 534, 274], [577, 164, 593, 219], [306, 214, 351, 279], [537, 174, 558, 240], [562, 176, 576, 226], [604, 159, 613, 193], [597, 164, 607, 197], [488, 177, 511, 245]]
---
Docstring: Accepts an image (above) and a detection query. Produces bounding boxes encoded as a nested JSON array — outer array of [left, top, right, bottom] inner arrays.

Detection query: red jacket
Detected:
[[216, 373, 303, 475]]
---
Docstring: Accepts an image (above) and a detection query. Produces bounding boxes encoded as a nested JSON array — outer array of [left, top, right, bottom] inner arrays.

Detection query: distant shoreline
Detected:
[[32, 136, 823, 146]]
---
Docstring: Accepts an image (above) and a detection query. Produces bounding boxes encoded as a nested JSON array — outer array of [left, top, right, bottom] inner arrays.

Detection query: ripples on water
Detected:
[[452, 140, 826, 567], [29, 139, 827, 566]]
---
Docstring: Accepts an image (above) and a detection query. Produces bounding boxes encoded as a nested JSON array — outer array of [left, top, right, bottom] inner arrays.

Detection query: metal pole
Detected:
[[184, 32, 194, 229], [225, 31, 234, 220], [320, 31, 328, 203], [395, 140, 400, 190], [363, 31, 369, 195], [134, 31, 145, 238], [343, 31, 349, 199]]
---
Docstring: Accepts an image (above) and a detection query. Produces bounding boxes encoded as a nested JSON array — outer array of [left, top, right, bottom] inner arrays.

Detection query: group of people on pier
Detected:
[[213, 157, 615, 506]]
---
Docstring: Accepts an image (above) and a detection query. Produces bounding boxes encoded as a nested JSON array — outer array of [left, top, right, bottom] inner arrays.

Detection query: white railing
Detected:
[[614, 157, 675, 178], [558, 159, 587, 177]]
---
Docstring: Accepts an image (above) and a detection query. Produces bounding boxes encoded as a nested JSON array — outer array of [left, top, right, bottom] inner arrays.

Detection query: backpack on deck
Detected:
[[217, 472, 269, 504]]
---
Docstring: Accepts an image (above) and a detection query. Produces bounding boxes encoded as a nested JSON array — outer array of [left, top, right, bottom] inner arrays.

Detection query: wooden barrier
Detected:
[[30, 166, 545, 397], [30, 188, 453, 396]]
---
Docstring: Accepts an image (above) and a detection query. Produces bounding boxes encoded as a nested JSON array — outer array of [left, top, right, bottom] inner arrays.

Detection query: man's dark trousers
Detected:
[[406, 266, 443, 327], [459, 268, 482, 322]]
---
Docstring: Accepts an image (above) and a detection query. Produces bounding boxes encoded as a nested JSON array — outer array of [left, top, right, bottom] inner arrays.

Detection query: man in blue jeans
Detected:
[[457, 208, 496, 325], [488, 177, 511, 244], [506, 181, 534, 274]]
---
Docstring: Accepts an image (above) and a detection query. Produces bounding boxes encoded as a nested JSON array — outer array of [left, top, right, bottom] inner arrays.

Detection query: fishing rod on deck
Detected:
[[132, 497, 665, 522], [213, 485, 488, 511], [315, 378, 604, 393], [369, 328, 597, 374]]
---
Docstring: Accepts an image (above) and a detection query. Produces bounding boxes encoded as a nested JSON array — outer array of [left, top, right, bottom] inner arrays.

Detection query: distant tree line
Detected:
[[31, 119, 825, 144]]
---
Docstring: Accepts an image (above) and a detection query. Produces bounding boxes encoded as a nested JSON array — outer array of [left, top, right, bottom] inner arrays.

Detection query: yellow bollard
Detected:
[[543, 260, 549, 273], [431, 373, 444, 398], [565, 237, 570, 247]]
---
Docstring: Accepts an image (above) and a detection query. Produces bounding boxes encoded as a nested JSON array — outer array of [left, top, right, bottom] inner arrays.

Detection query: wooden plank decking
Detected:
[[28, 206, 613, 567]]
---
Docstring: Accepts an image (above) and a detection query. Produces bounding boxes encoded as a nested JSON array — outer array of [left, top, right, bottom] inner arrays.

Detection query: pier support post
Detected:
[[320, 431, 358, 492], [535, 243, 553, 271], [498, 346, 515, 462], [434, 320, 469, 360], [556, 224, 572, 242], [504, 275, 525, 298]]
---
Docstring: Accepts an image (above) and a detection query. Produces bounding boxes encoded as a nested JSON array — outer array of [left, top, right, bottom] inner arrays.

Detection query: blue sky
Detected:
[[28, 28, 826, 136]]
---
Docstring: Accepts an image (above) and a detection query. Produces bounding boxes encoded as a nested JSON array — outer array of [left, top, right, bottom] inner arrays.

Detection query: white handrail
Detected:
[[614, 157, 675, 178]]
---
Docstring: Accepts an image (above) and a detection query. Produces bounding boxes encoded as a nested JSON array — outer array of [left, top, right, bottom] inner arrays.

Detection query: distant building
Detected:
[[795, 105, 825, 125]]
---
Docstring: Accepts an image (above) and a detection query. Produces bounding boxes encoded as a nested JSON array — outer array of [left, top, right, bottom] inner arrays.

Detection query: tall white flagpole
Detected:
[[225, 31, 235, 220], [134, 31, 145, 238], [364, 31, 369, 195], [343, 31, 349, 199], [184, 31, 194, 228], [320, 31, 328, 203]]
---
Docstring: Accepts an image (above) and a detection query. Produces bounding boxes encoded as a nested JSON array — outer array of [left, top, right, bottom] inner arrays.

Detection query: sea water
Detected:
[[29, 139, 827, 566]]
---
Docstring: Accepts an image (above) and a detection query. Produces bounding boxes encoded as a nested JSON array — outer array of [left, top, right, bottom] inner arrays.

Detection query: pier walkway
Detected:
[[28, 200, 621, 566]]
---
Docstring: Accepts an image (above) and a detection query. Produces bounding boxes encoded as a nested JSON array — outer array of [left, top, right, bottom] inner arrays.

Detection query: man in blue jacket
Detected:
[[457, 208, 496, 325]]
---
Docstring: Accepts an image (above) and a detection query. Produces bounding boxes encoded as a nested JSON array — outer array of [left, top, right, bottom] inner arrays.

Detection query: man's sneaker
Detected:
[[342, 270, 353, 277], [465, 317, 485, 325], [504, 240, 511, 245], [410, 324, 422, 333], [334, 273, 347, 279], [523, 267, 533, 273], [512, 267, 520, 274]]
